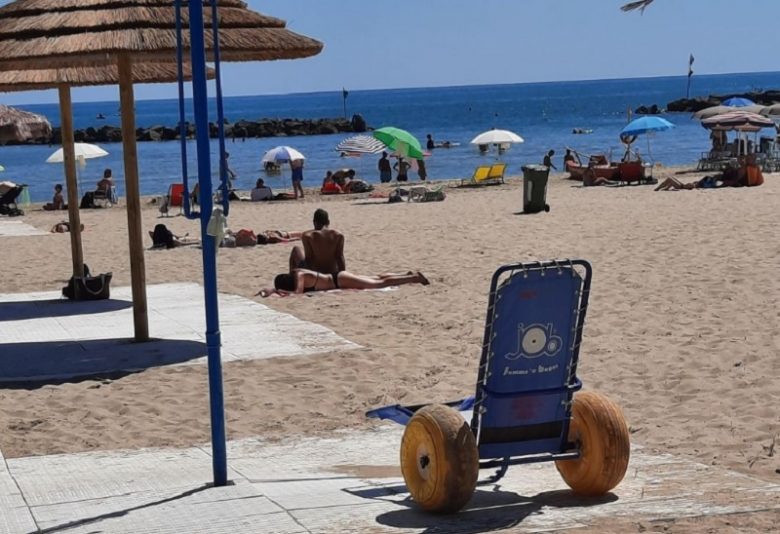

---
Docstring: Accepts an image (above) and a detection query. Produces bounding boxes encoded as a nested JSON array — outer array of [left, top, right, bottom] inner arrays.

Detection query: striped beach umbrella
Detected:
[[701, 111, 774, 132], [335, 135, 386, 155]]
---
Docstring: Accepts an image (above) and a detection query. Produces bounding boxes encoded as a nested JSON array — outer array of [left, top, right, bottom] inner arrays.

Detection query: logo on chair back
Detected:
[[503, 323, 563, 360]]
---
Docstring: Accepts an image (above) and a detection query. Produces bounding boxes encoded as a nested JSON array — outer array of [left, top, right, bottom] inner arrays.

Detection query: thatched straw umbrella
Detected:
[[0, 63, 214, 335], [0, 63, 210, 92], [0, 103, 51, 144], [0, 0, 323, 341]]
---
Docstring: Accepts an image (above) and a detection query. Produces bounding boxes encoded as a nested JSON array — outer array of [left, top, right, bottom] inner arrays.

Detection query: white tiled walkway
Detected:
[[1, 425, 779, 534], [0, 283, 359, 382]]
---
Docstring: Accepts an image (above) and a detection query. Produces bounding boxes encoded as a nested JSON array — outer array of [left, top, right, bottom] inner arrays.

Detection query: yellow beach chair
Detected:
[[486, 163, 507, 184], [462, 165, 491, 186]]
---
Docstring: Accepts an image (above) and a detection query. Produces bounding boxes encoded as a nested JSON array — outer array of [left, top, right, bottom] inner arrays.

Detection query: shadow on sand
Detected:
[[348, 483, 617, 534], [0, 337, 207, 388], [0, 298, 133, 321]]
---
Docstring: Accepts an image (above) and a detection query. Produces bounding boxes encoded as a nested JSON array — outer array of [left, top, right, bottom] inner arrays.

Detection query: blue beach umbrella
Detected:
[[620, 116, 675, 137], [721, 97, 755, 107], [620, 116, 675, 162]]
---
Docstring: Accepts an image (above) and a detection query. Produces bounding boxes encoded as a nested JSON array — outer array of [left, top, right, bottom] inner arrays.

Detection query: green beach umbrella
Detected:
[[373, 127, 424, 159]]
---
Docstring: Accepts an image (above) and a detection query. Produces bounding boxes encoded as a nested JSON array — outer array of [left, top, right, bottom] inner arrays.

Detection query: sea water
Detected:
[[3, 71, 779, 202]]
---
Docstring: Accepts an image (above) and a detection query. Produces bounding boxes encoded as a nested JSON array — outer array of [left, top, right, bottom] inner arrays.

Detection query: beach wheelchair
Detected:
[[367, 260, 630, 513]]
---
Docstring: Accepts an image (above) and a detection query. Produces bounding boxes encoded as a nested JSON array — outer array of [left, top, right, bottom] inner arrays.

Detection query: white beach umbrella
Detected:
[[470, 129, 524, 145], [46, 142, 108, 164], [262, 145, 305, 164]]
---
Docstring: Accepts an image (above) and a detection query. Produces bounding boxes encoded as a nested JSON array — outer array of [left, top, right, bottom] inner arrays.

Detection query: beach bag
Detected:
[[234, 228, 257, 247], [746, 166, 764, 187], [63, 272, 112, 301], [349, 180, 373, 193]]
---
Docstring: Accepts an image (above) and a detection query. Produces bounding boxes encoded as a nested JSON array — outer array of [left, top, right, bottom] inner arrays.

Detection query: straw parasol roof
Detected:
[[0, 63, 214, 92], [0, 103, 51, 144], [0, 0, 323, 344], [0, 0, 324, 69]]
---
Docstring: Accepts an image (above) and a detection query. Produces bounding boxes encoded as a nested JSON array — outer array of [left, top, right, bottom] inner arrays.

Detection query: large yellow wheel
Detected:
[[555, 391, 630, 496], [400, 404, 479, 513]]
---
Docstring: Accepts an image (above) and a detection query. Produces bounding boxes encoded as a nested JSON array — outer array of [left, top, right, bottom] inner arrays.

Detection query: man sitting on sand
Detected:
[[43, 184, 66, 211], [258, 269, 429, 296], [250, 178, 273, 201], [288, 208, 345, 275]]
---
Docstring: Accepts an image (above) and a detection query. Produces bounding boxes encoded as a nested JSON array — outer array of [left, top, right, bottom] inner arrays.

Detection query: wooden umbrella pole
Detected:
[[57, 84, 84, 278], [118, 54, 149, 342]]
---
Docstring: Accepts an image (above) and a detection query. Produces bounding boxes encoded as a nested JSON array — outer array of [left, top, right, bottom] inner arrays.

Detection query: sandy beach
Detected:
[[1, 167, 779, 532]]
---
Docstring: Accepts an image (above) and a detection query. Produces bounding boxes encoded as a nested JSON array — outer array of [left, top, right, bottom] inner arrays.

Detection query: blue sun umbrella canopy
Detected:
[[620, 116, 675, 137], [721, 97, 755, 107]]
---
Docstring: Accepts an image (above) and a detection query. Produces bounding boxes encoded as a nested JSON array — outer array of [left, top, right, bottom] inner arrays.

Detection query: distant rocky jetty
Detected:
[[636, 89, 780, 114], [11, 115, 369, 145]]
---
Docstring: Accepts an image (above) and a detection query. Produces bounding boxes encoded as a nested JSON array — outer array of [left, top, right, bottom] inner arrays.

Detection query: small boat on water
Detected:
[[96, 113, 106, 120]]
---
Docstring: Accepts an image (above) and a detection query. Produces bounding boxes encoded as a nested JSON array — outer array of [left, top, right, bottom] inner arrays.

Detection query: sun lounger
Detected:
[[367, 260, 630, 513], [93, 185, 118, 207], [461, 165, 491, 186], [486, 162, 507, 183], [408, 185, 446, 202]]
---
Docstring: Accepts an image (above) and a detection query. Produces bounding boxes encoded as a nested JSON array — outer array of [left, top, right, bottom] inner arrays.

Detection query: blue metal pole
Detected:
[[187, 0, 228, 487]]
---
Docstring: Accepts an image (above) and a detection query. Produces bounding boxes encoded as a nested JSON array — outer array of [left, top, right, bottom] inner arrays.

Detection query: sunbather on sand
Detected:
[[256, 230, 303, 245], [148, 224, 199, 249], [257, 269, 429, 297], [582, 164, 616, 187], [655, 163, 747, 191]]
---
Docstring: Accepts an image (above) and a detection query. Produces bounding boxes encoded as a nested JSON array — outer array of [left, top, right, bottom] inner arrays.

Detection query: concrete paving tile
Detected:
[[31, 483, 298, 534], [0, 283, 359, 382], [9, 447, 215, 506]]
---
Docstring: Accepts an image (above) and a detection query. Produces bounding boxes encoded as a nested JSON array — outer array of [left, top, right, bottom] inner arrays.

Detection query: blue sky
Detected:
[[1, 0, 778, 105]]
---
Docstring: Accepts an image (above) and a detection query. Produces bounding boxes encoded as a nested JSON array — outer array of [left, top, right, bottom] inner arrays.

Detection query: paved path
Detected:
[[0, 283, 359, 382], [2, 425, 779, 534]]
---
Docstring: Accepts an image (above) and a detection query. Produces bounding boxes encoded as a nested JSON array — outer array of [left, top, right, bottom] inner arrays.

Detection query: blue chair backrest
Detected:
[[471, 261, 591, 460]]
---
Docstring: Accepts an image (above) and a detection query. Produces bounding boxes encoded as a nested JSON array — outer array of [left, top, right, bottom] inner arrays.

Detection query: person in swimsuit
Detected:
[[288, 208, 345, 275], [257, 269, 429, 296], [256, 230, 303, 244]]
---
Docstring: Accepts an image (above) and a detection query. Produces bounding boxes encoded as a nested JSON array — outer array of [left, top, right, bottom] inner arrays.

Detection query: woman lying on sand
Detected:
[[257, 269, 429, 297], [149, 224, 200, 249], [256, 230, 302, 244]]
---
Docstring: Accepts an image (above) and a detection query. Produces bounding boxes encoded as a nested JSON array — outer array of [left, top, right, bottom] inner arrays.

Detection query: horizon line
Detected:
[[5, 69, 779, 108]]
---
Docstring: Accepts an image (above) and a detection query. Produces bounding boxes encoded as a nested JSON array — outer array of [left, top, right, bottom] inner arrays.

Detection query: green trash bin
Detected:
[[521, 165, 550, 214]]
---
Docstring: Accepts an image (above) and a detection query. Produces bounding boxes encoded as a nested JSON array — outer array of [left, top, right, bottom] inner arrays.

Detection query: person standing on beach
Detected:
[[224, 152, 237, 188], [291, 159, 305, 199], [394, 157, 410, 182], [543, 150, 557, 171], [378, 151, 392, 183], [417, 158, 427, 181]]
